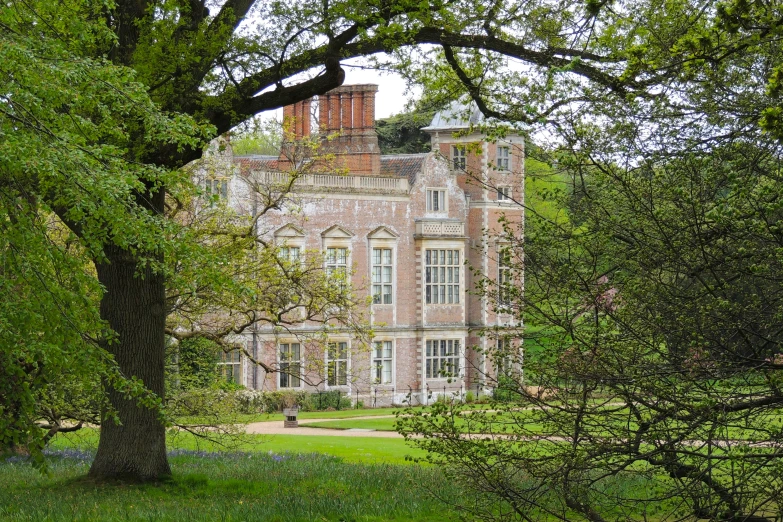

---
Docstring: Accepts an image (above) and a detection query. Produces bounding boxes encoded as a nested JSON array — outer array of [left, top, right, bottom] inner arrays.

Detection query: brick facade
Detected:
[[214, 86, 524, 405]]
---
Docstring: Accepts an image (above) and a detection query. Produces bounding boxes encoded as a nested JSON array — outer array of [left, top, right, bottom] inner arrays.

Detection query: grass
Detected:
[[302, 409, 545, 434], [0, 449, 462, 521], [175, 406, 410, 426], [49, 428, 426, 465]]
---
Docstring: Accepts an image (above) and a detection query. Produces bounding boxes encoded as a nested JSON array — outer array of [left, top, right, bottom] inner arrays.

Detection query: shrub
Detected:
[[300, 390, 351, 411]]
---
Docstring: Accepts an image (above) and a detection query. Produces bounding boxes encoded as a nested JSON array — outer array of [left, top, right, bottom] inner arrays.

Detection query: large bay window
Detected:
[[426, 339, 461, 378], [425, 249, 461, 304]]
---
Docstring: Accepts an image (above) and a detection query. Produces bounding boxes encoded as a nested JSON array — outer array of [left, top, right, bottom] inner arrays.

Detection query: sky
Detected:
[[340, 64, 417, 119], [262, 64, 417, 122]]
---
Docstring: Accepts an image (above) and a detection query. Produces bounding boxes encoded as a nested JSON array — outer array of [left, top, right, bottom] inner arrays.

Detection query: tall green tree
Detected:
[[12, 0, 779, 483], [394, 1, 783, 521]]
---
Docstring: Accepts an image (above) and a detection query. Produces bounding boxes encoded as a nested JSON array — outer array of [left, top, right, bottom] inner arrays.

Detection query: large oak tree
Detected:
[[11, 0, 772, 483]]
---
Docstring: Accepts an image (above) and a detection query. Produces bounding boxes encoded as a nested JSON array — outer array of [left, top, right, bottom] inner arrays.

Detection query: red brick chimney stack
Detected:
[[282, 99, 312, 139], [281, 84, 380, 175]]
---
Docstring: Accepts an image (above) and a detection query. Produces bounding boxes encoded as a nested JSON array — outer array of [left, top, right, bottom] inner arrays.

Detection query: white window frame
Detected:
[[498, 245, 513, 309], [325, 245, 349, 291], [452, 145, 466, 171], [426, 188, 447, 212], [372, 340, 394, 385], [495, 336, 522, 380], [218, 349, 242, 385], [497, 146, 510, 171], [326, 341, 349, 387], [205, 178, 229, 200], [497, 186, 511, 201], [279, 342, 302, 388], [425, 339, 462, 379], [279, 245, 301, 263], [371, 248, 393, 304], [425, 249, 461, 304]]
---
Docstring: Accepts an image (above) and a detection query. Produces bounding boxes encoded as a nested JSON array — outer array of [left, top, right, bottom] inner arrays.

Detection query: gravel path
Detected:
[[244, 420, 404, 438]]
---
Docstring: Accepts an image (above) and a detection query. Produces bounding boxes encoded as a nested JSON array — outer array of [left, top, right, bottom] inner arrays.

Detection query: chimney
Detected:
[[282, 99, 311, 139], [318, 84, 380, 175], [280, 84, 381, 176]]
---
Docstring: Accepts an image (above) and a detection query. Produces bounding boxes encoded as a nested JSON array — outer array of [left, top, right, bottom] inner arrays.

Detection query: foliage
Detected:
[[230, 118, 282, 156], [166, 338, 221, 391], [0, 449, 463, 521], [0, 0, 206, 467], [393, 2, 783, 521], [13, 0, 782, 484], [169, 388, 352, 417], [301, 390, 353, 412], [376, 110, 435, 154]]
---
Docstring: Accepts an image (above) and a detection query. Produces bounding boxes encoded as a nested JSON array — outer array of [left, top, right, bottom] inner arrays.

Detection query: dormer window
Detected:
[[427, 188, 447, 212], [205, 178, 228, 200], [497, 146, 510, 170], [452, 145, 466, 170]]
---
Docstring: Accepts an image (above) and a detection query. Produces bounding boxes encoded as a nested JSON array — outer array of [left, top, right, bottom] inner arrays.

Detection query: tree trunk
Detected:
[[88, 243, 170, 481]]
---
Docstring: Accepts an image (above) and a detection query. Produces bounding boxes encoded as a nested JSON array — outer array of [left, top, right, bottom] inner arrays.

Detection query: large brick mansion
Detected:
[[206, 84, 524, 405]]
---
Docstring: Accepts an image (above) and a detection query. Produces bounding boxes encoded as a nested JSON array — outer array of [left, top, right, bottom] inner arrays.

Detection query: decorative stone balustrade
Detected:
[[414, 219, 465, 238], [254, 171, 408, 193]]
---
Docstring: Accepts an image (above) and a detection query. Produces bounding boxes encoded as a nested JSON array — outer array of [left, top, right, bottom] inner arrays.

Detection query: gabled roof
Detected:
[[321, 224, 354, 238], [274, 223, 305, 237], [367, 226, 399, 239]]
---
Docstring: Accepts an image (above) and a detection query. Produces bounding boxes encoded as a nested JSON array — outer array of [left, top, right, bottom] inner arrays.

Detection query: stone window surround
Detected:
[[278, 341, 302, 389], [367, 226, 399, 307], [372, 339, 394, 386], [325, 338, 351, 389], [424, 337, 463, 380], [218, 349, 243, 385], [496, 145, 510, 171], [426, 187, 448, 213]]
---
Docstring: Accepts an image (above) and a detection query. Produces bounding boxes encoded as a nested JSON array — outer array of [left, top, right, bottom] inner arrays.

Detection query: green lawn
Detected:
[[175, 406, 408, 426], [49, 428, 426, 465], [0, 450, 461, 521], [302, 409, 545, 434]]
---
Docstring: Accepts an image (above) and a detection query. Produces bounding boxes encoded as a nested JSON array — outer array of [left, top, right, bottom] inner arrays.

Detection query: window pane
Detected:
[[383, 266, 391, 283], [383, 249, 392, 264]]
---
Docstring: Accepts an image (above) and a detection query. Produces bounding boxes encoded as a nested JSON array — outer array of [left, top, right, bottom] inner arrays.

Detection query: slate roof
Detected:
[[421, 100, 484, 131], [380, 153, 428, 185]]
